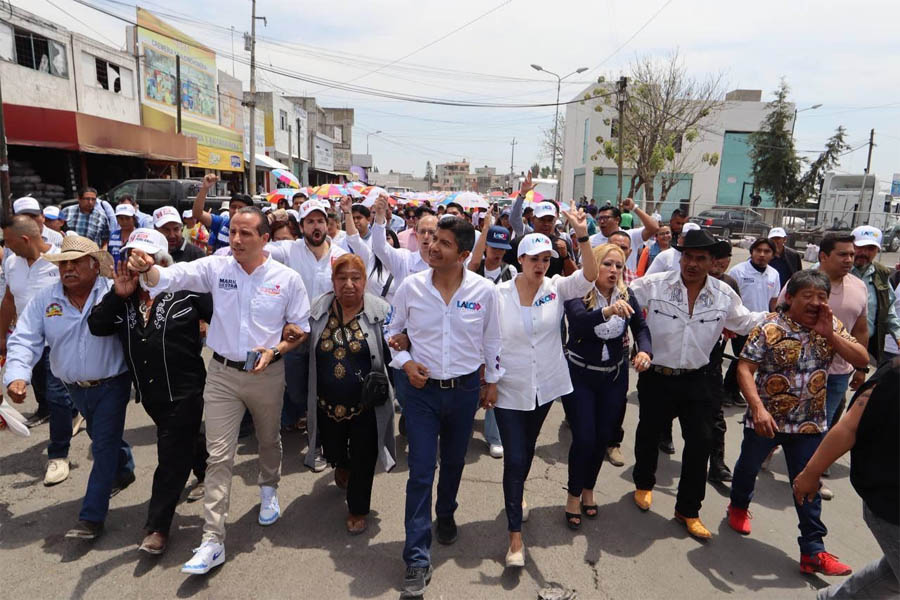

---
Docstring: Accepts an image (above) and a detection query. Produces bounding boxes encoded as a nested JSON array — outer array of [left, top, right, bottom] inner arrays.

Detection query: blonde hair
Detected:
[[584, 243, 629, 310]]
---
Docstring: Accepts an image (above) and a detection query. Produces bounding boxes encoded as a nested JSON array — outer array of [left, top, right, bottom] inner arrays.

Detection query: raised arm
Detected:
[[192, 174, 217, 228], [371, 196, 409, 278], [468, 205, 495, 272], [130, 250, 214, 295], [509, 173, 534, 237], [622, 197, 659, 242]]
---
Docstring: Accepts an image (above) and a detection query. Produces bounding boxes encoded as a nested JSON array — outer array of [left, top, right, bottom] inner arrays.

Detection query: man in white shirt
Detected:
[[12, 196, 64, 247], [589, 198, 659, 272], [130, 206, 310, 575], [0, 215, 73, 484], [371, 196, 437, 288], [628, 229, 766, 540], [722, 237, 780, 406], [386, 216, 503, 598], [643, 222, 701, 275], [266, 198, 346, 471]]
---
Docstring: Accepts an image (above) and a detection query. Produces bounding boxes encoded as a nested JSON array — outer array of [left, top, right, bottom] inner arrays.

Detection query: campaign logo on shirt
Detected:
[[533, 292, 557, 307], [258, 284, 282, 297], [456, 300, 482, 311], [45, 303, 63, 318], [385, 305, 394, 325], [218, 277, 238, 291]]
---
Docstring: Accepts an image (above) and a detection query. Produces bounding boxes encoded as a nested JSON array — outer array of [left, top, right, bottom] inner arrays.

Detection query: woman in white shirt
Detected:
[[492, 213, 597, 569]]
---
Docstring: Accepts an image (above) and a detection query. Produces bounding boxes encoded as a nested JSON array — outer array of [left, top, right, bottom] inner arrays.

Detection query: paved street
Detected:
[[0, 247, 890, 599]]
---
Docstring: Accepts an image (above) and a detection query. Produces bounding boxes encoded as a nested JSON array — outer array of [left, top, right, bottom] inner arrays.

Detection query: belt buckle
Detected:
[[662, 367, 674, 376], [439, 378, 455, 390], [76, 380, 95, 388]]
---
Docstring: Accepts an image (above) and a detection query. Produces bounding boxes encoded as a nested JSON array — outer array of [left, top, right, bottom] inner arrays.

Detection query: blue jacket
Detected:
[[564, 289, 651, 367]]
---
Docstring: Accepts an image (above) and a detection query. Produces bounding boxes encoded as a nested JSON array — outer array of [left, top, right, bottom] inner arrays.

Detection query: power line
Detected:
[[587, 0, 675, 73]]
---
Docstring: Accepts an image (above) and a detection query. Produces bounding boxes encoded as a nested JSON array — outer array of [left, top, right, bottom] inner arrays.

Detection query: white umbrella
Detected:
[[454, 191, 488, 210]]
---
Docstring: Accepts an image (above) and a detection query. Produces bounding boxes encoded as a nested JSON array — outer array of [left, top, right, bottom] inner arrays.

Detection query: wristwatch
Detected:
[[269, 348, 283, 363], [577, 235, 590, 243]]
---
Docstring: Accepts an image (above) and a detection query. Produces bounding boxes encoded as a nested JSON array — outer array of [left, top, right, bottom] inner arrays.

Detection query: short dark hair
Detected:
[[292, 192, 307, 201], [326, 211, 339, 222], [79, 187, 97, 198], [750, 238, 776, 253], [670, 208, 687, 220], [585, 205, 598, 216], [414, 206, 435, 219], [234, 206, 270, 237], [819, 232, 855, 256], [230, 193, 253, 208], [598, 206, 621, 220], [786, 269, 831, 298], [445, 202, 464, 214], [608, 230, 631, 245], [351, 204, 371, 218], [437, 216, 475, 253]]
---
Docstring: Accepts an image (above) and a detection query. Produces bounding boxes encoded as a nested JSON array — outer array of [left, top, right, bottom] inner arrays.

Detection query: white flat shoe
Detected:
[[521, 500, 530, 523], [505, 546, 525, 568]]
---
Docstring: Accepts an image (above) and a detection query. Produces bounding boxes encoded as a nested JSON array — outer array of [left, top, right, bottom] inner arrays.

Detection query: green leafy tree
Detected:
[[530, 162, 540, 178]]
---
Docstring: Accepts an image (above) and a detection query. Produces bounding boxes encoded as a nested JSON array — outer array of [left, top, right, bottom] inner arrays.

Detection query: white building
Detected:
[[560, 88, 785, 219]]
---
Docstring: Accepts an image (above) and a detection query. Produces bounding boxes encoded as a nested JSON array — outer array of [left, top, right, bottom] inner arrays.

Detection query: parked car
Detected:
[[883, 217, 900, 252], [60, 179, 242, 215], [689, 208, 770, 239]]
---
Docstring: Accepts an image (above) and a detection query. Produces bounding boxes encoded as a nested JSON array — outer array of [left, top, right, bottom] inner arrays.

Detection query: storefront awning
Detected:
[[252, 154, 292, 171], [311, 167, 353, 179], [3, 104, 196, 162]]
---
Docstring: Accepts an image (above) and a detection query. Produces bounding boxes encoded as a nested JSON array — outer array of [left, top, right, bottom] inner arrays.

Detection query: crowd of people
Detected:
[[0, 174, 897, 599]]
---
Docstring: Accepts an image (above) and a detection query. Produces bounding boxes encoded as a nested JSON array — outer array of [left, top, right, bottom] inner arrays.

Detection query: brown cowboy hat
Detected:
[[42, 235, 114, 278]]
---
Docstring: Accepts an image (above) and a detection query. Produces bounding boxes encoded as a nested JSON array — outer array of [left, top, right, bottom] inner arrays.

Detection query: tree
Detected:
[[583, 51, 725, 212], [539, 114, 564, 173], [749, 80, 850, 207], [540, 165, 552, 178], [425, 161, 434, 185], [530, 162, 540, 178]]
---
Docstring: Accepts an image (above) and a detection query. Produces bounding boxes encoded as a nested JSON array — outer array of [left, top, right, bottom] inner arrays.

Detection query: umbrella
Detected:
[[453, 191, 488, 210], [488, 190, 506, 198], [345, 181, 366, 192], [272, 169, 300, 189], [314, 184, 347, 198], [266, 188, 303, 204], [509, 190, 544, 203]]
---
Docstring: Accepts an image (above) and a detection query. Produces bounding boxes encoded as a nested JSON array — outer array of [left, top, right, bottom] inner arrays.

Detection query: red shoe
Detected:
[[726, 504, 751, 535], [800, 552, 852, 576]]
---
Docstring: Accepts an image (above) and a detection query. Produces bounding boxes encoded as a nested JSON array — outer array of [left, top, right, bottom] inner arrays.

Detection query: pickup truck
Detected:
[[689, 207, 770, 239], [61, 179, 239, 215]]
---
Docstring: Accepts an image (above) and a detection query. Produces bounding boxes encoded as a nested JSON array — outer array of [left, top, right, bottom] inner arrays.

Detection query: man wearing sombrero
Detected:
[[4, 235, 135, 540]]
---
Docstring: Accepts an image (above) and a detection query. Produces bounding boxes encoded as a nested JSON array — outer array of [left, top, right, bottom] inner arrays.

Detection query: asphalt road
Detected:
[[0, 247, 889, 600]]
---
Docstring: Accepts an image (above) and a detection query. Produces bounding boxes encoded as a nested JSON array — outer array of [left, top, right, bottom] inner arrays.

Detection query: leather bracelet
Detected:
[[577, 235, 590, 243]]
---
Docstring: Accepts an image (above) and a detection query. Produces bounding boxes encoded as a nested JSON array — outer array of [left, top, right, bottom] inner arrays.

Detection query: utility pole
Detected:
[[509, 137, 517, 190], [865, 128, 875, 173], [230, 26, 236, 77], [175, 54, 183, 178], [616, 76, 628, 206], [855, 128, 875, 228], [246, 0, 266, 196], [0, 76, 10, 218]]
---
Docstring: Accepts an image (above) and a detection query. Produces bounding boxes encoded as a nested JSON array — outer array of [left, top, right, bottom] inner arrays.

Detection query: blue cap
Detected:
[[485, 225, 513, 250]]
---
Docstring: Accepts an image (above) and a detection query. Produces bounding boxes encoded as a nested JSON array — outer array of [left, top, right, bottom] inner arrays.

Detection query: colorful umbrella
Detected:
[[314, 184, 347, 198], [272, 169, 300, 189], [345, 181, 366, 192], [266, 188, 304, 204], [453, 191, 488, 210], [509, 190, 544, 203]]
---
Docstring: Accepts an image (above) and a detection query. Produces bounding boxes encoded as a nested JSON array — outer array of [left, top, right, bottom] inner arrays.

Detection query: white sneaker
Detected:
[[311, 449, 327, 473], [258, 485, 280, 525], [489, 444, 504, 459], [505, 544, 525, 568], [521, 500, 530, 523], [44, 458, 70, 486], [181, 540, 225, 575]]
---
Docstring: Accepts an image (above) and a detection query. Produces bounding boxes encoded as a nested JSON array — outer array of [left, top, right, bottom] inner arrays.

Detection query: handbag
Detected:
[[360, 370, 390, 410]]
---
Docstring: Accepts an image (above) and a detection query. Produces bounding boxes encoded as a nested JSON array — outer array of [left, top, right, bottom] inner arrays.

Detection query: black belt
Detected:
[[649, 364, 705, 376], [212, 352, 282, 371], [70, 374, 120, 388], [426, 372, 476, 390]]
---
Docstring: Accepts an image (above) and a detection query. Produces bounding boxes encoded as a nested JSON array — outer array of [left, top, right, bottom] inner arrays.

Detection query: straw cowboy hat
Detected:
[[42, 235, 114, 278]]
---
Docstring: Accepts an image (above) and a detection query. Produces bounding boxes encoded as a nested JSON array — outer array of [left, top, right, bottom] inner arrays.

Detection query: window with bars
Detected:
[[279, 110, 288, 131], [12, 26, 67, 77]]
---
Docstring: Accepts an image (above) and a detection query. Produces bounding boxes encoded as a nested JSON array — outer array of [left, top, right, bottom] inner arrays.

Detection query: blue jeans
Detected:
[[826, 372, 851, 427], [33, 347, 75, 459], [281, 348, 309, 427], [65, 372, 134, 523], [562, 361, 628, 497], [494, 401, 553, 531], [398, 370, 480, 568], [817, 502, 900, 599], [483, 408, 502, 447], [730, 428, 827, 555]]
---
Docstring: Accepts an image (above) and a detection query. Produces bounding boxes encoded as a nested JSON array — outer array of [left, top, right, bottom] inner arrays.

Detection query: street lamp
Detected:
[[366, 130, 382, 155], [790, 103, 823, 138], [531, 64, 588, 200]]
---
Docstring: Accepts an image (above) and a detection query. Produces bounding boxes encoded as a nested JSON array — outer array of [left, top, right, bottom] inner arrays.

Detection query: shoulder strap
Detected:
[[498, 265, 514, 283], [380, 273, 394, 297]]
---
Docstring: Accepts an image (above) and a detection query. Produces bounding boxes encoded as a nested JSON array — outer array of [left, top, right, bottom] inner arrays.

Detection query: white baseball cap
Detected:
[[517, 233, 558, 259], [43, 206, 62, 220], [123, 228, 168, 255], [768, 227, 787, 239], [181, 209, 194, 220], [13, 197, 41, 215], [852, 225, 882, 248], [532, 202, 557, 220], [219, 201, 230, 213], [153, 206, 181, 228], [115, 203, 136, 217], [286, 209, 300, 222], [298, 199, 328, 220], [682, 222, 701, 233]]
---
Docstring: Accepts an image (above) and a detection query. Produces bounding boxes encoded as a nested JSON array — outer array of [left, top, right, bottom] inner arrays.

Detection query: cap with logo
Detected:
[[115, 203, 136, 217], [768, 227, 787, 239], [485, 226, 512, 250], [153, 206, 182, 228], [182, 209, 194, 220], [299, 199, 328, 220], [13, 197, 41, 215], [532, 202, 557, 220], [517, 232, 558, 258], [43, 205, 62, 220], [852, 225, 882, 248], [123, 228, 168, 255]]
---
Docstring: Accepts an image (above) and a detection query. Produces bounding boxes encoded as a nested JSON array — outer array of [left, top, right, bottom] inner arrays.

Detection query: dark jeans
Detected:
[[397, 370, 480, 568], [633, 369, 716, 518], [318, 406, 379, 516], [722, 335, 748, 394], [563, 361, 628, 497], [65, 372, 134, 524], [33, 347, 75, 459], [142, 394, 207, 534], [730, 428, 827, 555], [494, 401, 553, 532], [281, 348, 309, 427], [826, 372, 851, 428], [706, 354, 728, 467]]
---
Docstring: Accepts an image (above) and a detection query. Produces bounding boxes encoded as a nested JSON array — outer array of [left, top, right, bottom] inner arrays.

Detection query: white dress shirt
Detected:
[[371, 222, 428, 289], [644, 246, 681, 276], [495, 271, 594, 410], [728, 260, 780, 313], [590, 227, 647, 272], [345, 233, 396, 302], [145, 254, 311, 362], [3, 246, 60, 315], [4, 277, 127, 385], [42, 226, 63, 247], [266, 239, 347, 302], [629, 269, 766, 370], [386, 267, 504, 383]]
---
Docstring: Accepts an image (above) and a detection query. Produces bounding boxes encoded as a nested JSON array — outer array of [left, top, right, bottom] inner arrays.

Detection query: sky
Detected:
[[20, 0, 900, 191]]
